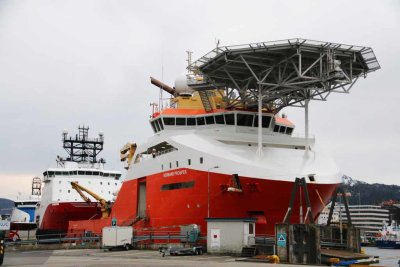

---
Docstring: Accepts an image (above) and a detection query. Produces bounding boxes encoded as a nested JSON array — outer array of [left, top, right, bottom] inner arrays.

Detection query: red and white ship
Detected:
[[35, 126, 122, 238], [68, 39, 379, 236]]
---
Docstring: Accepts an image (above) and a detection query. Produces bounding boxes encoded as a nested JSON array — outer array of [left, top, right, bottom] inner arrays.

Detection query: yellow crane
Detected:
[[70, 181, 111, 219]]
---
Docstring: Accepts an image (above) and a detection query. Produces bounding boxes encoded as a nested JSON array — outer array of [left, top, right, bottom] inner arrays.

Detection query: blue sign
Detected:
[[277, 233, 286, 247], [111, 218, 117, 226]]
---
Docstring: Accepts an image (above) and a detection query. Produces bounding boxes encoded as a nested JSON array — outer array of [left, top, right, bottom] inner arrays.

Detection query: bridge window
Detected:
[[205, 116, 215, 124], [157, 118, 164, 130], [215, 115, 225, 124], [254, 115, 271, 128], [224, 114, 235, 125], [196, 117, 205, 125], [176, 117, 186, 126], [286, 127, 293, 135], [187, 117, 196, 126], [263, 116, 271, 128], [279, 126, 286, 133], [163, 117, 175, 126], [237, 114, 254, 127], [154, 120, 160, 132], [273, 125, 279, 132], [150, 121, 157, 133]]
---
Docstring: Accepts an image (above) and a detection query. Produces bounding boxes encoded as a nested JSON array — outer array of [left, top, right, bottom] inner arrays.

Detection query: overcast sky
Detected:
[[0, 0, 399, 199]]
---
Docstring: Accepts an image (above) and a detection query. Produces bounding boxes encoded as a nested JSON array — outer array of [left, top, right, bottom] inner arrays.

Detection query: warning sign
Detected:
[[277, 233, 286, 247]]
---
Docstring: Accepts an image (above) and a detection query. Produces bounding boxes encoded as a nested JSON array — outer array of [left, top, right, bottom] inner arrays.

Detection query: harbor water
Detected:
[[364, 247, 400, 266]]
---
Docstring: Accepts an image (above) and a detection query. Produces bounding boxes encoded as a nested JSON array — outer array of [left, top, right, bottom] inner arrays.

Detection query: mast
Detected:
[[61, 126, 105, 164]]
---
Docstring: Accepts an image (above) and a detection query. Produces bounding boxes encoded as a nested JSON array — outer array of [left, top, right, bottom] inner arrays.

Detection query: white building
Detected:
[[318, 203, 389, 238]]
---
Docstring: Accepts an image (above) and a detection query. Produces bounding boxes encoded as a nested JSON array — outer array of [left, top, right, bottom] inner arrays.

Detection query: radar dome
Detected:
[[174, 74, 194, 95]]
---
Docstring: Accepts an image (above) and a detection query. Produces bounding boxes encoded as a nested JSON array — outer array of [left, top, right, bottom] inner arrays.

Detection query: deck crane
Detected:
[[70, 181, 111, 219]]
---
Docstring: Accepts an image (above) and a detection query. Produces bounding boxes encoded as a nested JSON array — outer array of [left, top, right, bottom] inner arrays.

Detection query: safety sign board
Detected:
[[277, 233, 286, 247]]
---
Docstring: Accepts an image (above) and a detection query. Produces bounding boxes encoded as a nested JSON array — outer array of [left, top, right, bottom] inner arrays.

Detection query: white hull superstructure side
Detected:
[[35, 126, 123, 238], [128, 126, 340, 185]]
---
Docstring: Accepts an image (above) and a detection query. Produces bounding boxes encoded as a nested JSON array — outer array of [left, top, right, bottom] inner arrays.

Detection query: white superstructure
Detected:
[[36, 161, 122, 226], [127, 111, 340, 185]]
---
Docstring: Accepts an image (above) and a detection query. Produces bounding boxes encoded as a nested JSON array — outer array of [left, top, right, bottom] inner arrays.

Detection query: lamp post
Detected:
[[207, 166, 220, 218]]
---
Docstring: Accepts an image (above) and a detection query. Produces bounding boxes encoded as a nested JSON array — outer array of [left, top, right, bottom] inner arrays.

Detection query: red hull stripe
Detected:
[[68, 168, 338, 235], [40, 202, 101, 233]]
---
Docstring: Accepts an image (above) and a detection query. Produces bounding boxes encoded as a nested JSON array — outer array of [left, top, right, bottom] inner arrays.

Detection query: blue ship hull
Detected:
[[376, 240, 400, 249]]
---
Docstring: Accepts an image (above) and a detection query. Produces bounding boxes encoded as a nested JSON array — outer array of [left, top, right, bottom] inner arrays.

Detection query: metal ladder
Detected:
[[198, 91, 213, 112]]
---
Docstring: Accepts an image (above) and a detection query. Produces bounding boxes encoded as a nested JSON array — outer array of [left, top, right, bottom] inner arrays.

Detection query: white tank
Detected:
[[174, 74, 194, 95]]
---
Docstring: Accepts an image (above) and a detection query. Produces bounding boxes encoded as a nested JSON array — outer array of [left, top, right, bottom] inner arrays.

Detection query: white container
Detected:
[[102, 226, 133, 250]]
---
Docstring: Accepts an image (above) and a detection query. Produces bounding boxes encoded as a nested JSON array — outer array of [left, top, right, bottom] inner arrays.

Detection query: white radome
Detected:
[[174, 74, 194, 95]]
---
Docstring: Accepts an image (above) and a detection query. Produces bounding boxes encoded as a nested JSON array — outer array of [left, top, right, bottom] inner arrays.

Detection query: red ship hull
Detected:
[[68, 168, 338, 236], [37, 202, 102, 238]]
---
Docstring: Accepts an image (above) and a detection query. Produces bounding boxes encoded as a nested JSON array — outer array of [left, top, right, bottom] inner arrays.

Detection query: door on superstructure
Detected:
[[137, 178, 146, 218]]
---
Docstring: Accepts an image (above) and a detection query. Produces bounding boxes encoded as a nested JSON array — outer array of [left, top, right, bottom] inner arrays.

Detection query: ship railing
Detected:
[[132, 230, 205, 243], [6, 232, 284, 248], [5, 232, 102, 247], [254, 234, 276, 245]]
